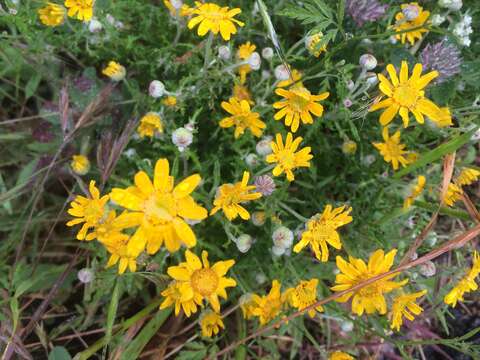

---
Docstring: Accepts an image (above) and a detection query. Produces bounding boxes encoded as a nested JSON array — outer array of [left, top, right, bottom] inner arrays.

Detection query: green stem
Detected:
[[278, 202, 308, 222], [203, 33, 214, 75]]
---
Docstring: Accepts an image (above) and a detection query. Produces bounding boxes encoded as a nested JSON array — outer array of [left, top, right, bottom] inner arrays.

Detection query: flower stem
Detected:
[[278, 202, 308, 222], [203, 33, 214, 74]]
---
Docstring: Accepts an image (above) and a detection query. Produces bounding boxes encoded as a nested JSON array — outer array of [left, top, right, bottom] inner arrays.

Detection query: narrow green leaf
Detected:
[[394, 127, 478, 178], [48, 346, 72, 360], [105, 280, 121, 351], [25, 73, 42, 99]]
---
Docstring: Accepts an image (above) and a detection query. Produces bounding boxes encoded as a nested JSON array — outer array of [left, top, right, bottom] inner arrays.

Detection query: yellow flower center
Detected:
[[84, 202, 105, 224], [393, 84, 420, 109], [384, 140, 404, 158], [277, 150, 295, 169], [191, 268, 219, 296], [358, 281, 383, 298], [143, 192, 177, 224], [290, 87, 311, 112]]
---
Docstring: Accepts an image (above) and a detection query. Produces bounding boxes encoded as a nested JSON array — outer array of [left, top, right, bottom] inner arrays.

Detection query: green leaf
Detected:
[[25, 73, 42, 99], [119, 308, 171, 360], [15, 159, 38, 187], [394, 127, 479, 178], [430, 80, 456, 105], [105, 280, 121, 353], [48, 346, 72, 360]]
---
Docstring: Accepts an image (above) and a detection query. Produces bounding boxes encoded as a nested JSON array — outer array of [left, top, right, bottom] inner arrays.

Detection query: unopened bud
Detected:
[[78, 268, 94, 283], [218, 45, 231, 60], [359, 54, 377, 70], [256, 136, 273, 156], [261, 47, 274, 60], [235, 234, 253, 253], [149, 80, 165, 98], [402, 4, 419, 21], [274, 65, 290, 81], [272, 226, 294, 249], [247, 52, 261, 70]]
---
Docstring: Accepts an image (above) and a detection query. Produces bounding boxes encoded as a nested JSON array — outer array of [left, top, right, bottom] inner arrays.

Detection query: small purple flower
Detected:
[[346, 0, 388, 27], [420, 40, 462, 83], [254, 175, 276, 196]]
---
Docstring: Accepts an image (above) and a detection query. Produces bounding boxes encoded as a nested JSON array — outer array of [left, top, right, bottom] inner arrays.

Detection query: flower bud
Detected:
[[218, 45, 231, 60], [342, 140, 357, 155], [365, 72, 378, 86], [274, 64, 290, 81], [78, 268, 94, 283], [251, 211, 266, 226], [88, 18, 103, 33], [431, 14, 446, 26], [343, 99, 353, 108], [272, 226, 294, 249], [245, 153, 259, 167], [255, 273, 267, 284], [256, 136, 273, 156], [235, 234, 253, 253], [149, 80, 165, 98], [261, 47, 274, 60], [71, 155, 90, 175], [272, 245, 286, 256], [402, 4, 419, 21], [172, 127, 193, 152], [254, 175, 276, 196], [359, 54, 377, 70], [247, 52, 261, 70], [419, 261, 436, 277], [346, 80, 355, 91], [341, 320, 354, 332], [170, 0, 183, 9]]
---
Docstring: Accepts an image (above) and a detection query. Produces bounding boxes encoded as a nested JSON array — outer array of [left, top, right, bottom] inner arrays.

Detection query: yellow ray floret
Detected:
[[390, 290, 427, 331], [64, 0, 94, 21], [219, 97, 265, 138], [200, 310, 225, 337], [38, 3, 66, 26], [403, 175, 426, 209]]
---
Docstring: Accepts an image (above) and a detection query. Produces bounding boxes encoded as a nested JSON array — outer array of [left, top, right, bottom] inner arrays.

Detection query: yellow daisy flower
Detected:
[[38, 3, 66, 27], [286, 279, 324, 318], [64, 0, 94, 21], [88, 210, 139, 242], [66, 180, 109, 240], [443, 183, 463, 207], [390, 290, 427, 331], [137, 112, 163, 138], [187, 2, 244, 41], [306, 32, 327, 57], [331, 249, 408, 316], [237, 42, 256, 84], [110, 158, 208, 254], [102, 61, 126, 81], [239, 293, 257, 319], [211, 171, 262, 221], [455, 168, 480, 187], [431, 107, 453, 128], [369, 61, 449, 127], [392, 3, 429, 45], [293, 205, 353, 262], [70, 154, 90, 175], [166, 250, 237, 313], [160, 281, 203, 317], [276, 69, 303, 89], [233, 84, 254, 105], [444, 251, 480, 307], [103, 235, 139, 274], [200, 310, 225, 337], [273, 85, 329, 133], [219, 97, 266, 138], [266, 132, 313, 182], [373, 127, 411, 171], [329, 351, 354, 360], [251, 280, 285, 325], [403, 175, 426, 209], [162, 95, 178, 107]]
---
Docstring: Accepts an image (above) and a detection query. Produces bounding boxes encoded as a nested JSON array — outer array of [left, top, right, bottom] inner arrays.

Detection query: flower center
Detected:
[[290, 87, 311, 112], [191, 268, 219, 296], [277, 149, 296, 169], [393, 84, 419, 109], [84, 202, 105, 224], [143, 192, 177, 225], [385, 141, 404, 158], [358, 282, 383, 298]]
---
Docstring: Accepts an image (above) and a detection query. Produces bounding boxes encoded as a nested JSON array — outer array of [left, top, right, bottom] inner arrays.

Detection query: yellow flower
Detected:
[[211, 171, 262, 221], [188, 2, 244, 41], [390, 290, 427, 331], [342, 140, 357, 155], [444, 252, 480, 307], [443, 183, 463, 207], [239, 293, 257, 319], [137, 112, 163, 138], [373, 127, 411, 171], [286, 279, 324, 318], [103, 235, 139, 274], [273, 85, 329, 133], [166, 250, 236, 313], [70, 154, 90, 175], [306, 32, 327, 57], [88, 210, 139, 242], [369, 61, 449, 127], [110, 158, 208, 254], [64, 0, 93, 21], [266, 132, 313, 182], [66, 180, 109, 240], [200, 310, 225, 337], [38, 3, 65, 27], [251, 280, 285, 325], [329, 351, 354, 360], [219, 97, 266, 138], [403, 175, 426, 209], [233, 84, 254, 105], [276, 69, 303, 89], [331, 249, 408, 316], [293, 205, 353, 262], [455, 168, 480, 187], [430, 107, 453, 128], [237, 42, 256, 84], [102, 61, 126, 81], [162, 95, 178, 107], [160, 281, 203, 317], [392, 3, 429, 45], [163, 0, 191, 16]]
